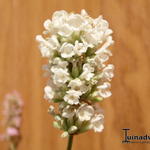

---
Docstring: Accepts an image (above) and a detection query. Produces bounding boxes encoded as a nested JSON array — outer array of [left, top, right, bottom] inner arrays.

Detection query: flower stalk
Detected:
[[67, 135, 74, 150]]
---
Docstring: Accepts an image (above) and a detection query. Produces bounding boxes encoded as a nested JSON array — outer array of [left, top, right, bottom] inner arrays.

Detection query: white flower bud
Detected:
[[53, 121, 61, 129], [44, 86, 55, 100], [68, 126, 78, 134], [81, 9, 88, 16], [48, 105, 54, 112], [61, 131, 69, 138], [48, 105, 55, 116], [54, 115, 62, 121], [43, 19, 52, 31], [36, 35, 51, 57]]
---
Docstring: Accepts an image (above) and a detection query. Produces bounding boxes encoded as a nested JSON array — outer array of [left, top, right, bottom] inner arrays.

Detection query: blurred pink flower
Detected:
[[6, 127, 19, 137], [0, 90, 23, 149]]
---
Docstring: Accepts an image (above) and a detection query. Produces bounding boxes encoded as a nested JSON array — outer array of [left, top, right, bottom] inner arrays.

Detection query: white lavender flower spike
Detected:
[[36, 9, 114, 150]]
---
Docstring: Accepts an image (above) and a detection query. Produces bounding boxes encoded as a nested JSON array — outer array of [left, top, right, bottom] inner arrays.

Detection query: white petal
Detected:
[[67, 14, 85, 28], [83, 63, 94, 72], [58, 24, 73, 37], [91, 114, 104, 132], [80, 71, 94, 81], [52, 10, 68, 21], [76, 104, 94, 121], [62, 105, 76, 118], [60, 43, 75, 58], [64, 90, 81, 105], [44, 86, 54, 100], [97, 82, 112, 98], [43, 19, 52, 31], [68, 78, 89, 93], [53, 68, 70, 85], [102, 64, 114, 81], [81, 9, 88, 16]]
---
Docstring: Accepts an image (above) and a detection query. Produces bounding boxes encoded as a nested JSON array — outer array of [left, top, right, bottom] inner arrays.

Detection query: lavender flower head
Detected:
[[0, 91, 23, 149], [36, 10, 114, 138]]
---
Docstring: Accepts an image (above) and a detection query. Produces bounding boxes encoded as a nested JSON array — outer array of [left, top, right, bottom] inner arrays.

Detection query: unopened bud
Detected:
[[48, 105, 55, 115], [53, 121, 61, 129], [54, 115, 61, 121], [61, 131, 69, 138], [89, 92, 103, 102], [68, 126, 78, 134], [92, 96, 103, 102]]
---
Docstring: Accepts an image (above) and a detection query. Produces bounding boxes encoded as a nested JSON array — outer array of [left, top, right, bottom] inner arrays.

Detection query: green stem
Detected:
[[67, 135, 74, 150]]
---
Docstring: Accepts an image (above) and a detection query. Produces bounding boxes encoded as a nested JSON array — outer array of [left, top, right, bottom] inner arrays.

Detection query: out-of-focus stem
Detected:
[[67, 135, 74, 150], [9, 142, 16, 150]]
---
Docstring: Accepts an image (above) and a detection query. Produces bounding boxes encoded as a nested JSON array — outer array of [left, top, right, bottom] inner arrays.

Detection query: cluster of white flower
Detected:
[[36, 10, 114, 137]]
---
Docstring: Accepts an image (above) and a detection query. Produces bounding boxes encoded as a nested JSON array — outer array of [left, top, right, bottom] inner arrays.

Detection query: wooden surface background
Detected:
[[0, 0, 150, 150]]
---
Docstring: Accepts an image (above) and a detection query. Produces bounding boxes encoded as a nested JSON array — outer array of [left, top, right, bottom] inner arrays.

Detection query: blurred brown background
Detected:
[[0, 0, 150, 150]]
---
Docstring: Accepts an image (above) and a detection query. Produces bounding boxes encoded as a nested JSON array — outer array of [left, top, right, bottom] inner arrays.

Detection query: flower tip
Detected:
[[81, 9, 88, 16]]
